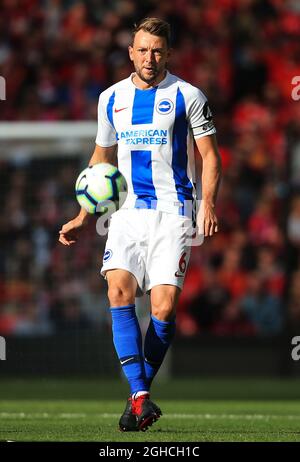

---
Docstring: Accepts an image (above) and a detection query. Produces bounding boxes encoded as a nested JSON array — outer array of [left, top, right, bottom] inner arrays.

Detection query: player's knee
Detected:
[[108, 285, 135, 307], [151, 303, 175, 322]]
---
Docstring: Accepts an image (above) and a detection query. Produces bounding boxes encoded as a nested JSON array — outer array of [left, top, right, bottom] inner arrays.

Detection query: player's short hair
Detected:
[[132, 18, 171, 48]]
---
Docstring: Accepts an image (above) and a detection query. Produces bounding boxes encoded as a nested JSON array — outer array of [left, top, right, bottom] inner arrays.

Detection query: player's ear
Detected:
[[166, 47, 172, 63], [128, 45, 134, 62]]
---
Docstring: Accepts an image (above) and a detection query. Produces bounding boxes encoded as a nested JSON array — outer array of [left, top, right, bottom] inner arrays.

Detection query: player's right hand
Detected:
[[58, 216, 87, 246]]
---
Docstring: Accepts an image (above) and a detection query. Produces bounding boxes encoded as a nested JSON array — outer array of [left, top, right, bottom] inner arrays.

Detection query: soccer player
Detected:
[[59, 17, 222, 432]]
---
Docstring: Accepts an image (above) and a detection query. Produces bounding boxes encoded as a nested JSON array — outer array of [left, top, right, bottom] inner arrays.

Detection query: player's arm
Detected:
[[59, 89, 118, 246], [195, 134, 222, 237], [89, 143, 118, 167], [59, 143, 117, 246]]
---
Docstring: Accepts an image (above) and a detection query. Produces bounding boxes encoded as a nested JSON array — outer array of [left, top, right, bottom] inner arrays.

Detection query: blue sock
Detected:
[[144, 314, 176, 388], [110, 304, 148, 395]]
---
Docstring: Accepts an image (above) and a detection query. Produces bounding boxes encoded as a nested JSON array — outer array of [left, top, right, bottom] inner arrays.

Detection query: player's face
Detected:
[[129, 30, 170, 87]]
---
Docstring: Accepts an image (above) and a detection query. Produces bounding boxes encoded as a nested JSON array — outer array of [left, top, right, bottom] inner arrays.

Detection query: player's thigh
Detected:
[[106, 269, 138, 307], [150, 284, 181, 321]]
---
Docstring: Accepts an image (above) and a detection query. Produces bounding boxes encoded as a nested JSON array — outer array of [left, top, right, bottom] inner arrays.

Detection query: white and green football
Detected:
[[75, 163, 127, 214]]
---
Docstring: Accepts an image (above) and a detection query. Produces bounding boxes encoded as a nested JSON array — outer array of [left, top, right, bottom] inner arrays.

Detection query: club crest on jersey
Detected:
[[156, 99, 174, 115], [103, 249, 113, 262]]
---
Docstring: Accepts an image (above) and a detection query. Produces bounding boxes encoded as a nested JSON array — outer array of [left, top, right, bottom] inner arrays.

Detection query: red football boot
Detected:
[[131, 393, 162, 432]]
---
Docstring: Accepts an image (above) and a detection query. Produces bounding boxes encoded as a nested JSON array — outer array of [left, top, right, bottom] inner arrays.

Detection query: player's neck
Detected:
[[132, 70, 167, 90]]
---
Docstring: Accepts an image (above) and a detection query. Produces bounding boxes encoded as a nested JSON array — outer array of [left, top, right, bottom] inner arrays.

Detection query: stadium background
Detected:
[[0, 0, 300, 381]]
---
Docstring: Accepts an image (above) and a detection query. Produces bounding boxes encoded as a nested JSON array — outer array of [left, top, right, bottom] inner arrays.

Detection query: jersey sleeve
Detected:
[[95, 92, 117, 147], [187, 88, 216, 139]]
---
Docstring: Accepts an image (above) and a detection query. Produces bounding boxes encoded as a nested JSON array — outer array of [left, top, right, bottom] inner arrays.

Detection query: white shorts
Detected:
[[100, 208, 194, 296]]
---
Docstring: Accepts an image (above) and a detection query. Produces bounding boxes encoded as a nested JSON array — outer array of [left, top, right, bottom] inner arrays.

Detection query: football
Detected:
[[75, 163, 127, 214]]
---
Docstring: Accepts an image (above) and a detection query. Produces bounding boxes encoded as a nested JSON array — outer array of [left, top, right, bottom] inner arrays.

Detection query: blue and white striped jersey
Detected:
[[95, 71, 216, 217]]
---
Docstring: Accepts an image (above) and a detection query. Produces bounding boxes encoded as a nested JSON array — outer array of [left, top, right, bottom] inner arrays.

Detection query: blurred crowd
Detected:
[[1, 0, 300, 336]]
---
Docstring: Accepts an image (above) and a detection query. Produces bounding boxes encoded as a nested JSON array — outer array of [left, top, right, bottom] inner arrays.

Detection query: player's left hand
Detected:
[[201, 200, 219, 237]]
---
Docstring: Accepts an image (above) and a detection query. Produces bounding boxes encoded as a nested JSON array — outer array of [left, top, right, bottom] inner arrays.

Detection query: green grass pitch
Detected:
[[0, 378, 300, 442]]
